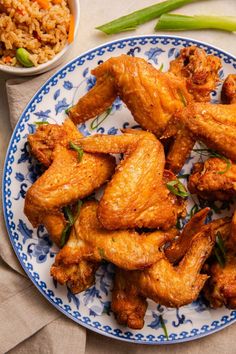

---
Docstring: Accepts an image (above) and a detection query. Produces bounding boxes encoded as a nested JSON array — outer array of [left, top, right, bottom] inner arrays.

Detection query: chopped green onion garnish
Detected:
[[69, 141, 84, 162], [60, 224, 71, 248], [178, 173, 190, 179], [193, 148, 231, 175], [159, 315, 168, 340], [64, 205, 74, 226], [166, 179, 189, 198], [65, 107, 71, 115], [155, 14, 236, 32], [34, 121, 49, 125], [190, 204, 200, 218], [177, 89, 187, 106], [90, 107, 112, 130], [214, 231, 226, 267], [60, 201, 83, 247], [98, 247, 105, 259], [96, 0, 196, 35], [159, 63, 164, 72]]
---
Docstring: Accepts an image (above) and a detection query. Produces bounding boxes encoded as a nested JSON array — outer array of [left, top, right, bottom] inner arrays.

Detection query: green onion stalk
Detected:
[[96, 0, 197, 34], [155, 14, 236, 32]]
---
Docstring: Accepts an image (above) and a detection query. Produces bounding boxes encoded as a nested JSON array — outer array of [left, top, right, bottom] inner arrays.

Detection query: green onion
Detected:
[[16, 48, 34, 67], [159, 315, 168, 340], [177, 89, 187, 107], [65, 107, 71, 115], [159, 63, 164, 72], [60, 224, 71, 248], [166, 179, 189, 198], [90, 107, 112, 130], [60, 201, 83, 247], [64, 205, 74, 225], [190, 204, 200, 218], [96, 0, 197, 35], [69, 141, 84, 162], [155, 14, 236, 32], [98, 247, 105, 259], [178, 173, 190, 179], [214, 231, 226, 267], [193, 148, 231, 175], [34, 121, 49, 125]]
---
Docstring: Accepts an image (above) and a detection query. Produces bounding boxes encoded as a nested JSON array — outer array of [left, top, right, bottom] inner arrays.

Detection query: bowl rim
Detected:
[[0, 0, 80, 75]]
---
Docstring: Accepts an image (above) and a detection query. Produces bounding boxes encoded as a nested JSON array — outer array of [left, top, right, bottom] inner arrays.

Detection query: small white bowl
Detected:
[[0, 0, 80, 76]]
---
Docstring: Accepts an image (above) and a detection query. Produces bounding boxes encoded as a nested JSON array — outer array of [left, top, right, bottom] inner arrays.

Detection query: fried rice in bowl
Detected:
[[0, 0, 80, 75]]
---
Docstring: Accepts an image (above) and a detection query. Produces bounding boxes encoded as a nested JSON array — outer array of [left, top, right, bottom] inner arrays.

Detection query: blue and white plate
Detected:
[[3, 35, 236, 344]]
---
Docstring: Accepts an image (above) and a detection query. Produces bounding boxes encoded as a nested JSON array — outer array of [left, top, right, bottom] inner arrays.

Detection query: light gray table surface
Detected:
[[1, 1, 236, 353]]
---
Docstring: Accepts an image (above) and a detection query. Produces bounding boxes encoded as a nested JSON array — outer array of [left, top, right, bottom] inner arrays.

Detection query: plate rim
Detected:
[[2, 34, 236, 345]]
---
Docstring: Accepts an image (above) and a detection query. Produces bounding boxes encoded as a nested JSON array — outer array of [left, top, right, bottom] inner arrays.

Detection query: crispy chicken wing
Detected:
[[112, 218, 216, 326], [203, 219, 236, 309], [51, 201, 176, 279], [25, 119, 116, 245], [111, 267, 148, 330], [169, 46, 221, 102], [28, 118, 82, 167], [178, 102, 236, 161], [51, 260, 100, 294], [165, 46, 221, 172], [221, 74, 236, 104], [75, 130, 186, 230], [188, 158, 236, 201], [68, 54, 192, 136]]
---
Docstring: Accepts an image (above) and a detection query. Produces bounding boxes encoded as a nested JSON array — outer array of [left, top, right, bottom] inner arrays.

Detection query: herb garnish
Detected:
[[60, 200, 83, 247], [177, 89, 187, 106], [98, 247, 105, 259], [214, 231, 226, 268], [34, 121, 49, 125], [193, 148, 231, 175], [69, 142, 84, 162], [65, 107, 71, 115], [159, 315, 168, 340], [166, 179, 189, 198]]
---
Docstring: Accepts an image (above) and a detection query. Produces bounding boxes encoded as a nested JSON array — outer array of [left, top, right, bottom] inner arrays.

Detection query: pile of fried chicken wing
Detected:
[[24, 46, 236, 330]]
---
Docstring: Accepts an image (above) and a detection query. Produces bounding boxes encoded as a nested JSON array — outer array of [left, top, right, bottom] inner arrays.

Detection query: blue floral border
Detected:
[[3, 35, 236, 345]]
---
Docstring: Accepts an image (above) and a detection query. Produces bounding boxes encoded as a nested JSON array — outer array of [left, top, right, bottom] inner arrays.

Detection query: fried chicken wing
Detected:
[[178, 102, 236, 161], [51, 260, 100, 294], [111, 267, 147, 330], [165, 207, 210, 263], [203, 219, 236, 309], [111, 219, 216, 327], [68, 54, 192, 137], [169, 46, 221, 102], [24, 119, 116, 245], [28, 118, 82, 167], [51, 201, 176, 279], [188, 158, 236, 201], [162, 46, 221, 173], [75, 130, 186, 230], [221, 74, 236, 104]]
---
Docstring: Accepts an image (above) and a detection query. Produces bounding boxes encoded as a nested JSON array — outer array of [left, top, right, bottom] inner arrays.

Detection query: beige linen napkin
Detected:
[[0, 72, 86, 354], [4, 75, 236, 354]]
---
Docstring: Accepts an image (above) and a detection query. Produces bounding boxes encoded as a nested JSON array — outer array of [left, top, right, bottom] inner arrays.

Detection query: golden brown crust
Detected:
[[24, 119, 116, 245], [28, 118, 83, 167], [203, 219, 236, 309], [169, 46, 221, 102], [74, 130, 186, 230], [69, 54, 192, 136], [178, 103, 236, 161], [111, 268, 148, 330], [52, 201, 176, 272], [188, 158, 236, 201], [50, 260, 99, 294], [221, 74, 236, 104]]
